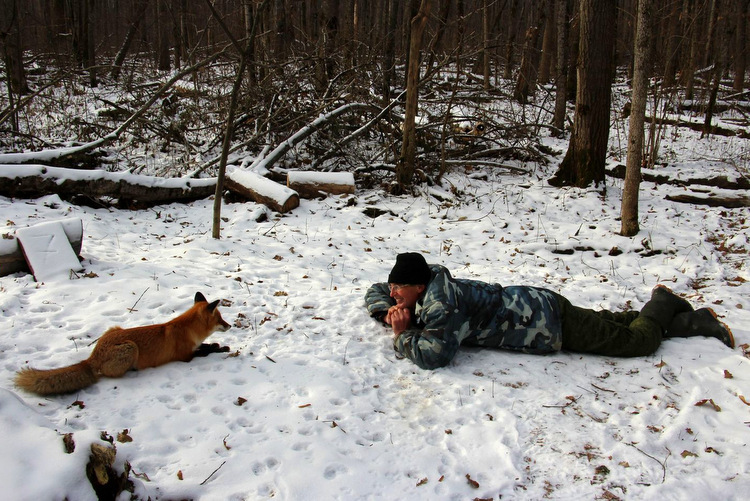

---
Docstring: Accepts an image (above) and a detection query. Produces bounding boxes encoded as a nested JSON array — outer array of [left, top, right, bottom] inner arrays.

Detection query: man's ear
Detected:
[[416, 284, 426, 294]]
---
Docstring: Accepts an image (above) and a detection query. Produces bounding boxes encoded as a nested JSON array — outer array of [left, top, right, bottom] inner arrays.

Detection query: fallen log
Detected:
[[665, 193, 750, 208], [0, 164, 217, 208], [225, 168, 299, 213], [607, 164, 750, 190], [1, 218, 83, 277], [287, 171, 355, 199]]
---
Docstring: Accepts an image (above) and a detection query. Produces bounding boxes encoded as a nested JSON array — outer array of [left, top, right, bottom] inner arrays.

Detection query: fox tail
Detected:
[[15, 361, 98, 396]]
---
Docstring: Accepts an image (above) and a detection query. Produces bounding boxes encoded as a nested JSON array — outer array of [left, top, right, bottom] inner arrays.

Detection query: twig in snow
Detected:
[[128, 287, 149, 313], [627, 443, 670, 483], [200, 460, 227, 485]]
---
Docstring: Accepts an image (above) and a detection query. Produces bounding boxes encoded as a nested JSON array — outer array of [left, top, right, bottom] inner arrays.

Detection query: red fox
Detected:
[[15, 292, 231, 396]]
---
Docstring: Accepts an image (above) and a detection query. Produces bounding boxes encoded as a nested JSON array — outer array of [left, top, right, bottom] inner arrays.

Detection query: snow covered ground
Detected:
[[1, 146, 749, 499]]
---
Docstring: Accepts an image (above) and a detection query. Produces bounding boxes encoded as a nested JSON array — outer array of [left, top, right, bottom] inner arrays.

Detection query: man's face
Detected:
[[389, 284, 426, 309]]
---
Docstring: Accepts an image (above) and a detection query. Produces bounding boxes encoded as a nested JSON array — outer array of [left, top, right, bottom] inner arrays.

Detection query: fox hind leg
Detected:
[[98, 341, 139, 377]]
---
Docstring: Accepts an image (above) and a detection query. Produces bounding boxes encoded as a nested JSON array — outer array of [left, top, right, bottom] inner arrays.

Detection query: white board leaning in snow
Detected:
[[15, 220, 84, 281]]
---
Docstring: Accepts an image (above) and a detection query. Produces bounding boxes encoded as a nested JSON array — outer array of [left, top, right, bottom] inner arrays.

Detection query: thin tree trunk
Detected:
[[513, 0, 548, 103], [396, 0, 433, 193], [621, 0, 653, 237], [111, 0, 148, 80], [156, 0, 171, 71], [483, 0, 491, 89], [733, 0, 749, 91], [209, 0, 268, 239], [382, 0, 398, 103], [503, 0, 520, 79], [538, 0, 555, 84], [552, 0, 571, 133]]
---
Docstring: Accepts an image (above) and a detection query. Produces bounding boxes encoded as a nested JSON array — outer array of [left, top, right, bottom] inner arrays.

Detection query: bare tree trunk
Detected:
[[482, 0, 491, 89], [681, 0, 698, 100], [426, 0, 451, 73], [621, 0, 653, 237], [703, 2, 734, 138], [552, 0, 571, 133], [513, 0, 547, 103], [661, 0, 680, 88], [703, 0, 719, 69], [538, 0, 555, 84], [208, 0, 268, 239], [503, 0, 520, 79], [111, 0, 148, 80], [549, 0, 616, 188], [0, 0, 29, 96], [733, 0, 749, 91], [382, 0, 398, 103], [396, 0, 433, 193], [156, 0, 171, 71]]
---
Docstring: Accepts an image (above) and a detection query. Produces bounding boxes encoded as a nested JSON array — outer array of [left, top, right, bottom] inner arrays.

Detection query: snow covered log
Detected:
[[0, 165, 217, 208], [286, 171, 355, 199], [225, 168, 300, 213], [0, 218, 83, 277]]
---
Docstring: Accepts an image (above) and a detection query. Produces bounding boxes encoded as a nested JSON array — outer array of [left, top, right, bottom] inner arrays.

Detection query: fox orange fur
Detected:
[[15, 292, 231, 396]]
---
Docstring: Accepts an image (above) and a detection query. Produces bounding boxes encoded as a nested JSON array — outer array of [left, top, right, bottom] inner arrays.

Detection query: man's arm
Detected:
[[364, 282, 395, 322], [393, 300, 462, 370]]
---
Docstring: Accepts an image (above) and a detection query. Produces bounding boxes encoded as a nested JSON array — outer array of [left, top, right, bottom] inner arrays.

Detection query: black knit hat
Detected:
[[388, 252, 431, 285]]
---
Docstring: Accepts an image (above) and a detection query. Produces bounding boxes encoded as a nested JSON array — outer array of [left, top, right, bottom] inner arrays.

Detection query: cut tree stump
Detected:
[[225, 169, 300, 213], [287, 171, 355, 199], [1, 218, 83, 277]]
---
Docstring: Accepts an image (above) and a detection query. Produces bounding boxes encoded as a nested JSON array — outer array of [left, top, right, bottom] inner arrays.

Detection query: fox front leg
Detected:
[[193, 343, 231, 358]]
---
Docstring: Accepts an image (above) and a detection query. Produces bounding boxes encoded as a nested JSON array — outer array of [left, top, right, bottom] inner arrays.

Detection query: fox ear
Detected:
[[207, 300, 220, 312], [195, 292, 207, 303]]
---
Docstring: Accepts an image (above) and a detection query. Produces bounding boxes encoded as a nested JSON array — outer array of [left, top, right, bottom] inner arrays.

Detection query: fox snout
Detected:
[[215, 314, 231, 332]]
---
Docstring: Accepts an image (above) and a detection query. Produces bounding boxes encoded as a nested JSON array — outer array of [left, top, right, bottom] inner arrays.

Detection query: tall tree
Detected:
[[513, 0, 548, 104], [156, 0, 171, 71], [0, 0, 29, 96], [396, 0, 432, 193], [111, 0, 149, 80], [621, 0, 653, 237], [549, 0, 616, 188], [552, 0, 572, 133], [502, 0, 520, 79]]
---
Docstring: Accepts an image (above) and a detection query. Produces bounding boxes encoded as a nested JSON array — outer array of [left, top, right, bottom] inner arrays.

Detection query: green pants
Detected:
[[553, 293, 662, 357]]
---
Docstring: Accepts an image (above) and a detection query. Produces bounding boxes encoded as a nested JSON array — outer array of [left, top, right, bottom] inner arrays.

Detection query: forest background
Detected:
[[2, 0, 748, 209]]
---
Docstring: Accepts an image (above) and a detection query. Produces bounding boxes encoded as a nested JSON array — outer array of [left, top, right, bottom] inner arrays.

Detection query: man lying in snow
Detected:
[[364, 252, 734, 370]]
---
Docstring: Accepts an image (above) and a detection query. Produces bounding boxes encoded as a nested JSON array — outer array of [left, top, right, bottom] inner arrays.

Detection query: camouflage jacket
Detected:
[[364, 264, 563, 369]]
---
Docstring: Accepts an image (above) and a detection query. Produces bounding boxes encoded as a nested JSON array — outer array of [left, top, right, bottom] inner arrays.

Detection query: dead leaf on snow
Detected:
[[117, 429, 133, 443], [681, 450, 698, 458], [465, 473, 480, 489], [695, 399, 722, 412]]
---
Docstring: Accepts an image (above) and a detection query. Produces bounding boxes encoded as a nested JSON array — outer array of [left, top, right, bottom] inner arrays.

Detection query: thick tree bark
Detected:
[[549, 0, 616, 188], [621, 0, 653, 237]]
